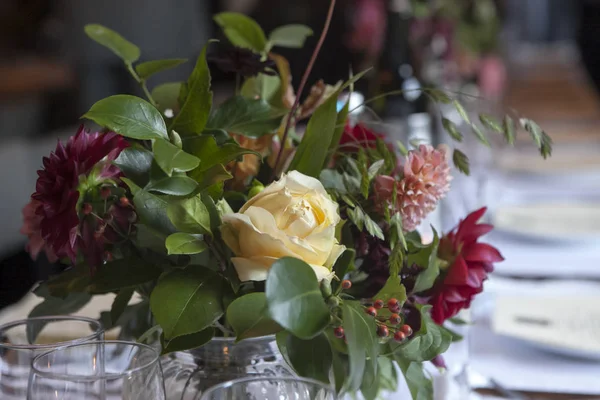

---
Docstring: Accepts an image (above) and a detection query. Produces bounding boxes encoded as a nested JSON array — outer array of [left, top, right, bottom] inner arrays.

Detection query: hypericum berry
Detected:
[[334, 327, 345, 339], [82, 203, 93, 215], [119, 196, 130, 207], [373, 299, 384, 309], [387, 298, 399, 309], [389, 313, 402, 325], [394, 331, 407, 342], [100, 187, 112, 199], [401, 324, 413, 336], [341, 280, 352, 290], [366, 306, 377, 317], [327, 296, 340, 308], [377, 325, 389, 338]]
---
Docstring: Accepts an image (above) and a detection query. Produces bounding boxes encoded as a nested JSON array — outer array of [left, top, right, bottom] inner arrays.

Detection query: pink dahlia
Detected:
[[375, 144, 451, 231], [428, 207, 504, 324], [24, 126, 128, 262]]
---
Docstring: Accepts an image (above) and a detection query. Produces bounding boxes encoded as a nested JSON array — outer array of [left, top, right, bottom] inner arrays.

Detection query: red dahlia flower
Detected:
[[429, 207, 503, 324], [339, 123, 383, 151], [23, 126, 128, 262]]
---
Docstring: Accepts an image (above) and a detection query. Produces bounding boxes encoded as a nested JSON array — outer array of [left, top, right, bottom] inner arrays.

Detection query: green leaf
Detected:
[[358, 149, 369, 198], [442, 117, 463, 142], [276, 331, 294, 368], [367, 160, 385, 181], [89, 257, 163, 293], [289, 89, 339, 177], [268, 24, 313, 49], [331, 348, 349, 393], [153, 138, 200, 176], [111, 287, 134, 326], [167, 195, 212, 235], [241, 74, 281, 105], [452, 148, 470, 176], [43, 264, 91, 298], [286, 333, 332, 383], [206, 96, 284, 137], [82, 95, 167, 140], [84, 24, 140, 63], [540, 131, 553, 159], [114, 145, 153, 188], [27, 291, 92, 343], [161, 328, 214, 355], [390, 212, 407, 251], [396, 359, 433, 400], [360, 359, 380, 400], [135, 58, 187, 80], [150, 267, 223, 339], [520, 118, 542, 147], [397, 140, 409, 157], [152, 82, 182, 113], [394, 311, 452, 362], [265, 257, 330, 339], [378, 357, 399, 392], [214, 12, 267, 52], [131, 188, 177, 235], [374, 276, 407, 305], [342, 301, 379, 392], [165, 233, 208, 255], [170, 43, 212, 135], [453, 100, 470, 124], [332, 249, 355, 291], [479, 113, 503, 134], [183, 135, 260, 174], [503, 115, 516, 145], [191, 164, 233, 191], [226, 293, 282, 341], [325, 101, 350, 167], [389, 246, 404, 278], [440, 325, 464, 342], [147, 175, 198, 196], [427, 89, 452, 104], [412, 230, 441, 293], [471, 123, 490, 147], [364, 213, 385, 240]]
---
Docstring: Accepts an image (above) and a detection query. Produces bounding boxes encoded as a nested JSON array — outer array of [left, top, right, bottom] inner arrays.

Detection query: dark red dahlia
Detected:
[[25, 126, 128, 262], [428, 207, 504, 324], [339, 123, 384, 152]]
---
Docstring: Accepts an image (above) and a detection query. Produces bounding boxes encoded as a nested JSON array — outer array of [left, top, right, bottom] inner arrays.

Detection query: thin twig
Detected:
[[270, 0, 337, 181]]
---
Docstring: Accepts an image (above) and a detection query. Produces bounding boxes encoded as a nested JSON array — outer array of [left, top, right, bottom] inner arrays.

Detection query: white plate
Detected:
[[492, 202, 600, 243]]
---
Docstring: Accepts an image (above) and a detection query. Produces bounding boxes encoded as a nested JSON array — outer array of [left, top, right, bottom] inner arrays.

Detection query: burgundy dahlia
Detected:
[[428, 207, 504, 324], [339, 123, 384, 152], [23, 126, 128, 263]]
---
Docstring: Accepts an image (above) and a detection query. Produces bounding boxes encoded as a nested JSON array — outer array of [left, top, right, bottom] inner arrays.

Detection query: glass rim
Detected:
[[0, 315, 104, 350], [30, 340, 160, 382], [209, 334, 276, 343], [200, 376, 336, 398]]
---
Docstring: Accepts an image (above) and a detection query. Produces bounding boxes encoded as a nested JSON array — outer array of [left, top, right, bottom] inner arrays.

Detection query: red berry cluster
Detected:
[[367, 297, 413, 342]]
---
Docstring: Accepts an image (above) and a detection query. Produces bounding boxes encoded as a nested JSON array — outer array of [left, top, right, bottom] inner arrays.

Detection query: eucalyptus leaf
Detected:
[[226, 293, 282, 341], [152, 82, 182, 113], [150, 267, 223, 339], [265, 257, 330, 339], [214, 12, 268, 52], [286, 333, 332, 383], [135, 58, 187, 80], [165, 233, 207, 255], [153, 138, 200, 176], [167, 195, 212, 235], [268, 24, 313, 49], [170, 43, 212, 135], [83, 95, 167, 140], [161, 328, 215, 355], [206, 96, 284, 137], [84, 24, 140, 63]]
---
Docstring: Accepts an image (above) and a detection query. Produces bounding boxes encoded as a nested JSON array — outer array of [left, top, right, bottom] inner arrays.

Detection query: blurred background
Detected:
[[1, 0, 599, 397]]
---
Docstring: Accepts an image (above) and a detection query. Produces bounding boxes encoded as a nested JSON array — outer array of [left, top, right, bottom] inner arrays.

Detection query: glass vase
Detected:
[[161, 335, 293, 400]]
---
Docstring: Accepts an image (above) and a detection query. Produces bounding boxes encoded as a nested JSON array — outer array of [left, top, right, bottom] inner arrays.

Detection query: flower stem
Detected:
[[125, 62, 158, 108], [270, 0, 337, 180]]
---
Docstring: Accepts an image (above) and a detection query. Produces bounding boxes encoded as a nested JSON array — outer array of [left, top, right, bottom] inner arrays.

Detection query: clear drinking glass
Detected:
[[0, 316, 104, 399], [28, 340, 165, 400], [199, 377, 337, 400]]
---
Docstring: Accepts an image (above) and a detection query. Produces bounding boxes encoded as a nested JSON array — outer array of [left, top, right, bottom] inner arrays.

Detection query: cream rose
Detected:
[[220, 171, 345, 282]]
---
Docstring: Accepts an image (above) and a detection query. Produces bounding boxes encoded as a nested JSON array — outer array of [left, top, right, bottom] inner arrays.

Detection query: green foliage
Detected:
[[152, 82, 182, 113], [183, 135, 259, 176], [150, 267, 224, 340], [521, 118, 553, 159], [153, 138, 200, 176], [88, 257, 162, 293], [503, 115, 516, 146], [347, 206, 384, 240], [83, 95, 167, 140], [123, 179, 177, 236], [374, 276, 407, 305], [268, 24, 313, 49], [167, 195, 212, 235], [342, 301, 379, 392], [226, 293, 282, 341], [135, 59, 187, 80], [214, 12, 267, 52], [241, 74, 281, 105], [332, 249, 355, 291], [326, 101, 350, 167], [265, 257, 330, 339], [146, 175, 198, 196], [170, 43, 212, 135], [411, 230, 441, 294], [206, 96, 284, 137], [471, 123, 490, 147], [165, 233, 207, 255], [84, 24, 140, 64], [453, 99, 470, 124], [452, 148, 470, 176], [396, 358, 433, 400], [285, 333, 332, 383], [479, 113, 503, 134], [393, 307, 452, 362], [114, 145, 153, 187], [442, 117, 463, 142], [161, 328, 214, 355], [110, 288, 135, 326]]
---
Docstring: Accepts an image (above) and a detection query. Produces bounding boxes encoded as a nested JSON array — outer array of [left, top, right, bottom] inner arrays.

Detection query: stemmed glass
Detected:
[[199, 376, 337, 400], [0, 316, 104, 399], [27, 340, 165, 399]]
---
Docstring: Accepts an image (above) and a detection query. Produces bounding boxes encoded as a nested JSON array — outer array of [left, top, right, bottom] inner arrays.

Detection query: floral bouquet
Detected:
[[22, 6, 550, 399]]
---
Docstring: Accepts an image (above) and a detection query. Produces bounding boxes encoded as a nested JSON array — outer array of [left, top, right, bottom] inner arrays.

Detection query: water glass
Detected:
[[199, 376, 336, 400], [0, 316, 104, 399], [27, 340, 165, 399]]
